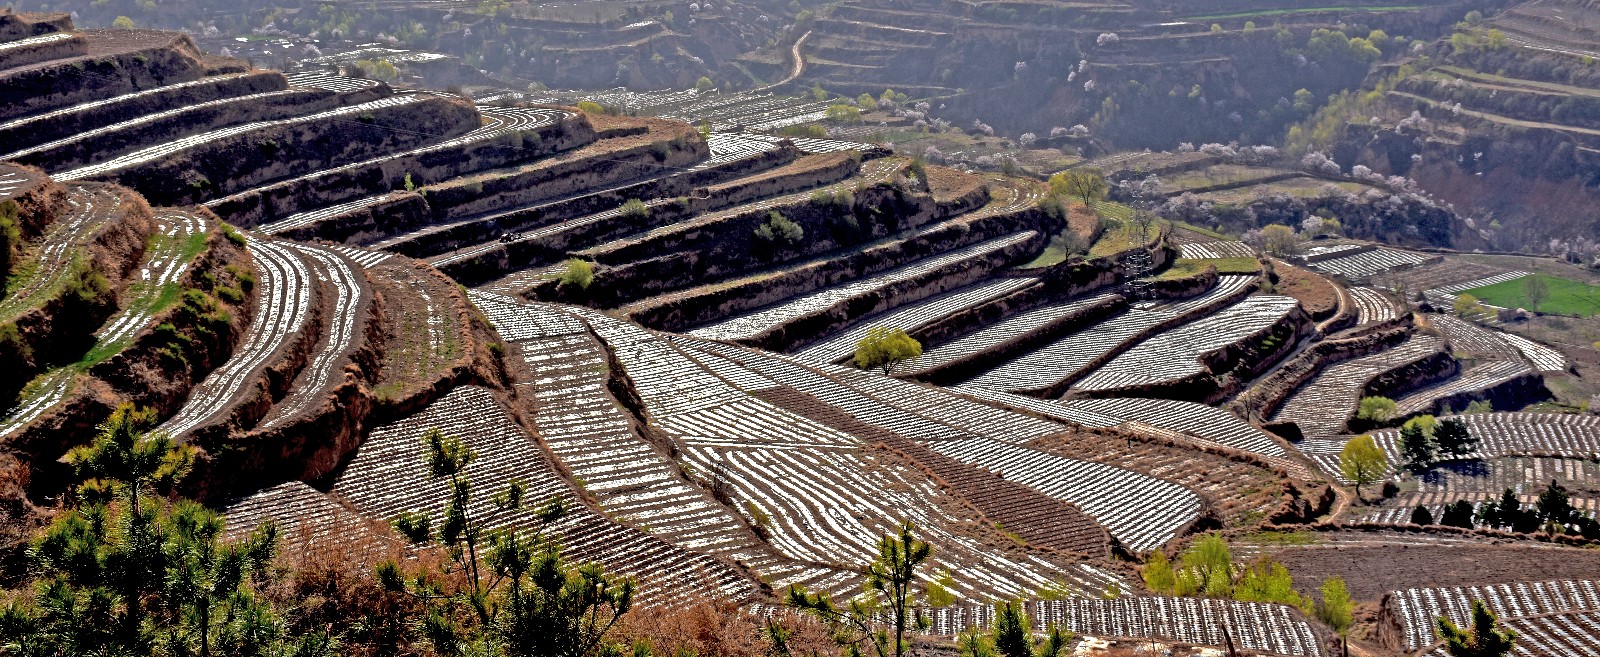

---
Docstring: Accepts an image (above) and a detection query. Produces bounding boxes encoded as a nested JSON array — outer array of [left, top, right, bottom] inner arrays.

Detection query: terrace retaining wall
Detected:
[[10, 222, 256, 497], [0, 31, 212, 122], [1233, 320, 1416, 422], [114, 95, 483, 206], [0, 71, 292, 155], [624, 204, 1059, 335], [0, 163, 66, 237], [2, 185, 154, 402], [220, 111, 597, 229], [388, 140, 798, 258]]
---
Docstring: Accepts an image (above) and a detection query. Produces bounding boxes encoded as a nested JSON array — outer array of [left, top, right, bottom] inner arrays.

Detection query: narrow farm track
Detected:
[[256, 243, 367, 430], [158, 238, 313, 439]]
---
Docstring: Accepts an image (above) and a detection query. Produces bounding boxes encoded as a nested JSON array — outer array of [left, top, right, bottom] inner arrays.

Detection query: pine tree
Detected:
[[1441, 500, 1475, 528], [1435, 417, 1476, 458], [1438, 601, 1516, 657], [991, 601, 1030, 657], [1536, 480, 1574, 526], [3, 404, 308, 656], [378, 427, 634, 657], [788, 521, 932, 657], [1399, 422, 1436, 473]]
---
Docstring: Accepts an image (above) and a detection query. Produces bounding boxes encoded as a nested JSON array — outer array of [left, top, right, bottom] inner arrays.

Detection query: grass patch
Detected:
[[1246, 529, 1321, 546], [1172, 221, 1230, 240], [1463, 273, 1600, 317], [1155, 257, 1260, 280], [1088, 225, 1145, 258], [1019, 244, 1069, 270], [1183, 5, 1421, 20]]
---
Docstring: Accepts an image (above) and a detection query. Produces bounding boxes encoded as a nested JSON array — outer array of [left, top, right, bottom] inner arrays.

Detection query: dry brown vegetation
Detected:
[[1273, 263, 1340, 319]]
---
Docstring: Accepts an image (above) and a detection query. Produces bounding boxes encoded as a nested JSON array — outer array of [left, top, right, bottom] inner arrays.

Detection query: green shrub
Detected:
[[215, 285, 245, 305], [906, 156, 927, 182], [559, 258, 595, 290], [619, 199, 649, 220], [64, 261, 111, 305], [576, 101, 605, 114], [0, 201, 19, 295], [1357, 396, 1397, 423], [753, 211, 804, 245], [221, 224, 247, 247]]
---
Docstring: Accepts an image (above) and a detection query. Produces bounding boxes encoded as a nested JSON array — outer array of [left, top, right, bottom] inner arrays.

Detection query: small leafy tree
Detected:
[[619, 198, 650, 221], [559, 258, 596, 290], [825, 104, 863, 124], [1339, 435, 1387, 501], [379, 428, 634, 657], [1314, 577, 1354, 644], [1261, 224, 1300, 256], [1438, 600, 1516, 657], [853, 327, 922, 375], [1140, 552, 1177, 595], [1523, 275, 1549, 312], [1232, 559, 1304, 608], [1454, 293, 1490, 320], [1434, 417, 1476, 458], [786, 521, 931, 657], [1411, 505, 1435, 526], [1047, 169, 1107, 207], [1356, 396, 1397, 424], [1178, 534, 1233, 597], [112, 15, 135, 28], [695, 76, 714, 92]]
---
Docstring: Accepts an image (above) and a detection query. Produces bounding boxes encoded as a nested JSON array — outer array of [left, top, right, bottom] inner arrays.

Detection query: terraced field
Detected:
[[1302, 412, 1600, 479], [1385, 579, 1600, 653], [0, 16, 1591, 654], [959, 274, 1257, 395], [1273, 335, 1446, 438]]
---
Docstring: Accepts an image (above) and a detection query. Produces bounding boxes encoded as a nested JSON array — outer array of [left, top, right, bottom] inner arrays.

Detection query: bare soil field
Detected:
[[1274, 262, 1341, 320], [1264, 534, 1600, 600]]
